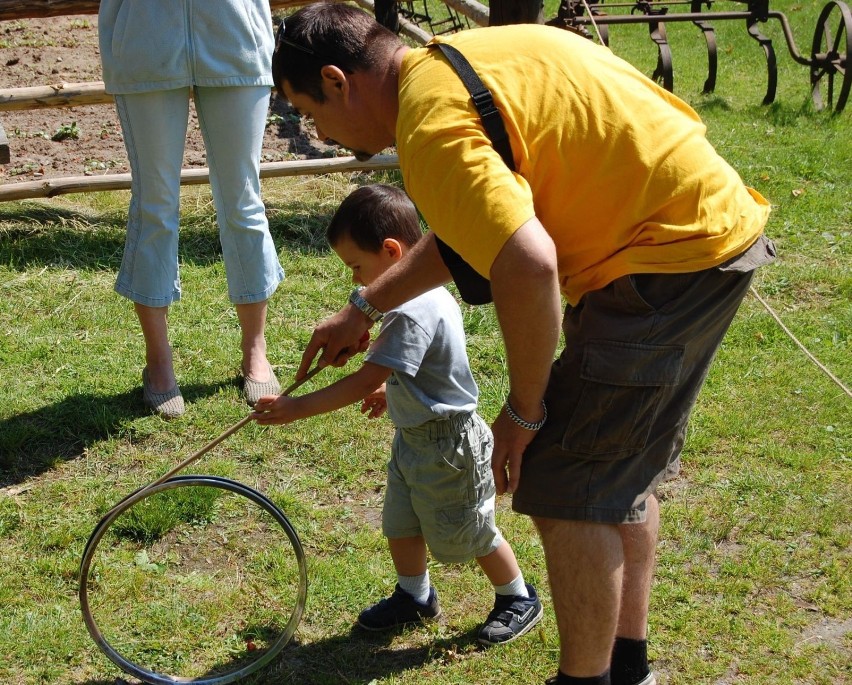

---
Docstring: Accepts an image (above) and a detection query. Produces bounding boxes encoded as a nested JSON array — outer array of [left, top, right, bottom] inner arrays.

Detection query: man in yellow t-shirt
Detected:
[[272, 5, 774, 685]]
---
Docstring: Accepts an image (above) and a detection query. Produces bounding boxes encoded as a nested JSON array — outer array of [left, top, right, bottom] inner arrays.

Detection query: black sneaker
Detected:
[[357, 584, 441, 631], [477, 582, 543, 646]]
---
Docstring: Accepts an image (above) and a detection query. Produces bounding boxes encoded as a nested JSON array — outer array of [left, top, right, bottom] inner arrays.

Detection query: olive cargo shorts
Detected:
[[513, 235, 776, 524]]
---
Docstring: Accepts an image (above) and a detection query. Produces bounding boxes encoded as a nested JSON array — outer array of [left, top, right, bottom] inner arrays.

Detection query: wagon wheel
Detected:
[[810, 0, 852, 113]]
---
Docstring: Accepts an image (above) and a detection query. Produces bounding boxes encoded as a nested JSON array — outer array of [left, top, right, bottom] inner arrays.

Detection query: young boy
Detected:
[[252, 184, 542, 645]]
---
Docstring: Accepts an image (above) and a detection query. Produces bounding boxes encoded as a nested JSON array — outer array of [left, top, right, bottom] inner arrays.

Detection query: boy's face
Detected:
[[332, 236, 401, 287]]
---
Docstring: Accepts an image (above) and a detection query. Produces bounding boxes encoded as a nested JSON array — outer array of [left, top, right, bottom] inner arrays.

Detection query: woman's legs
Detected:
[[235, 300, 271, 381], [135, 304, 176, 393], [114, 91, 190, 393], [195, 86, 284, 381]]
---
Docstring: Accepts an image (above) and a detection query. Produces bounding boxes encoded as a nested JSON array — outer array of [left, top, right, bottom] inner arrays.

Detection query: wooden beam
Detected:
[[353, 0, 433, 44], [0, 154, 400, 202], [0, 0, 98, 19], [443, 0, 489, 26], [0, 0, 309, 21], [0, 1, 434, 113], [0, 82, 112, 111]]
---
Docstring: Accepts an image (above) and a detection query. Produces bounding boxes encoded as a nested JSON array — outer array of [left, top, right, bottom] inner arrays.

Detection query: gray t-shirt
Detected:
[[364, 287, 478, 428]]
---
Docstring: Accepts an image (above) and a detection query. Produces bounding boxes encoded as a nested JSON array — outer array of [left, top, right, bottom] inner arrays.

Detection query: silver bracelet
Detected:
[[504, 398, 547, 431]]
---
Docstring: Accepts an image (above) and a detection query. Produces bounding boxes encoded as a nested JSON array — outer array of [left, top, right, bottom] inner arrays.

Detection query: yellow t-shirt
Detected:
[[396, 25, 770, 304]]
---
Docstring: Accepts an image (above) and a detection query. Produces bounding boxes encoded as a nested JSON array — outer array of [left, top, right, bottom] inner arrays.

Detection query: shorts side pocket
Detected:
[[561, 340, 684, 458]]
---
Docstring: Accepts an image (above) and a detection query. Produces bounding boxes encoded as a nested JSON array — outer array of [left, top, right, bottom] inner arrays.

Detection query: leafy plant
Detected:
[[51, 121, 80, 142]]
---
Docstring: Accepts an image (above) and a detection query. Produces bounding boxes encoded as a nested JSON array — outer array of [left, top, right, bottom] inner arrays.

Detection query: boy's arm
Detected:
[[252, 362, 392, 425]]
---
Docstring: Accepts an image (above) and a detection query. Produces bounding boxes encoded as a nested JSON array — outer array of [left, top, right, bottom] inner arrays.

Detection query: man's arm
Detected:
[[489, 217, 562, 494], [297, 231, 452, 377]]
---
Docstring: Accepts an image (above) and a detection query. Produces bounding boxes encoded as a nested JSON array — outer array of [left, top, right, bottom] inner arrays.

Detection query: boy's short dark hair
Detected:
[[272, 2, 402, 103], [327, 185, 422, 252]]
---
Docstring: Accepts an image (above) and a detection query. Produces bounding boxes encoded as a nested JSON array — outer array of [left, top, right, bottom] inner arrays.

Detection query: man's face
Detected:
[[283, 79, 380, 162]]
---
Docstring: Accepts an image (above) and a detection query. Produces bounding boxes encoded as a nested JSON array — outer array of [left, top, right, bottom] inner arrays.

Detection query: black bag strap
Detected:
[[430, 42, 516, 171], [427, 42, 518, 304]]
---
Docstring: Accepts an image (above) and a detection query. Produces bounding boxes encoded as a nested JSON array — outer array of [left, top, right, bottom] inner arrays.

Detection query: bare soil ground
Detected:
[[0, 13, 328, 184]]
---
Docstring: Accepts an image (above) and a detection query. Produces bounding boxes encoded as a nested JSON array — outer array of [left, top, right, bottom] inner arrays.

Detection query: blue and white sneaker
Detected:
[[357, 584, 441, 631], [477, 582, 543, 646]]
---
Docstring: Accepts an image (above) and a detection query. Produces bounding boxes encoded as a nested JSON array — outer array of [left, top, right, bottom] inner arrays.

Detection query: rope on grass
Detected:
[[749, 285, 852, 399]]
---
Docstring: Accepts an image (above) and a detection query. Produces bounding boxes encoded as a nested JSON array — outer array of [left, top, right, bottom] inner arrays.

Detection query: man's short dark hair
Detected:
[[327, 185, 422, 252], [272, 2, 403, 102]]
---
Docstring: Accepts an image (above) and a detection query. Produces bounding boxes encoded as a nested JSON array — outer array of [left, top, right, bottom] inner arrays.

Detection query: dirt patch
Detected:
[[799, 616, 852, 652], [0, 14, 330, 183]]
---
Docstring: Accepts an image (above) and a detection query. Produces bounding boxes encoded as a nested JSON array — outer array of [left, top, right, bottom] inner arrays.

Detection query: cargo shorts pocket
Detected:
[[561, 340, 684, 458]]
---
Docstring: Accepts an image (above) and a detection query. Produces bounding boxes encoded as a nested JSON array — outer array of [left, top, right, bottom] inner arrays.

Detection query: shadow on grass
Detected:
[[0, 381, 231, 488], [75, 624, 483, 685], [692, 94, 831, 123], [264, 626, 486, 684]]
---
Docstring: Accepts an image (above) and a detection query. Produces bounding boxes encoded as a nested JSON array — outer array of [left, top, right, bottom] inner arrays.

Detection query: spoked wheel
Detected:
[[79, 475, 308, 685], [811, 0, 852, 113]]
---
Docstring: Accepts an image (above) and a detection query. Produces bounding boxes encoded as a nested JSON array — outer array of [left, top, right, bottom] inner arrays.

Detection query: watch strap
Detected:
[[349, 287, 384, 323]]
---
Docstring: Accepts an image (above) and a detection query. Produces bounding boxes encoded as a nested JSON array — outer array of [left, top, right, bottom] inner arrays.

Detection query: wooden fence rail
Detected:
[[0, 155, 402, 202], [0, 0, 437, 200], [0, 0, 492, 194]]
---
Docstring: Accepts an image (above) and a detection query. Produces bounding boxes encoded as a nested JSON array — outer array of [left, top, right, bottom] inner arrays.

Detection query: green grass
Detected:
[[1, 2, 850, 683]]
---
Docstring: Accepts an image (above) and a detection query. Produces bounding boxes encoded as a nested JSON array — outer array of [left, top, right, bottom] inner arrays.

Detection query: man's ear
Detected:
[[319, 65, 349, 96]]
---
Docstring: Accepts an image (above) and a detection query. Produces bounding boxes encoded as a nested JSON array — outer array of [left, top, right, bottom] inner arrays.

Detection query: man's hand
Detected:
[[491, 408, 540, 495], [298, 313, 371, 379]]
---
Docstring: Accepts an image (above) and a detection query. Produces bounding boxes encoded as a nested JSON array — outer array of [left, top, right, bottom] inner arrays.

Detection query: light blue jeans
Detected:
[[114, 86, 284, 306]]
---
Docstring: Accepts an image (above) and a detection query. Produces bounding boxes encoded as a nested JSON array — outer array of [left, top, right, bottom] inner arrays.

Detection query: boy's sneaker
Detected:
[[477, 582, 543, 646], [357, 584, 442, 631]]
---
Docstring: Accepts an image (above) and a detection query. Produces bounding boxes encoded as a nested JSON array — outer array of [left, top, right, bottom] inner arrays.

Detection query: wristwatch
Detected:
[[348, 287, 384, 323]]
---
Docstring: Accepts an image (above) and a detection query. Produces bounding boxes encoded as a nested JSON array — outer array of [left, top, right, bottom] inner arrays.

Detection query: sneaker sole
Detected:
[[356, 608, 443, 632], [476, 601, 544, 647]]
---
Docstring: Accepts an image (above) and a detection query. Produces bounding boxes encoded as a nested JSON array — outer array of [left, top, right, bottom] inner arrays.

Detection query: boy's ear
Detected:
[[382, 238, 403, 259]]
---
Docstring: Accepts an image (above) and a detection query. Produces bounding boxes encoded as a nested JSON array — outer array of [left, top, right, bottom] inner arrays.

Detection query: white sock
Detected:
[[494, 572, 528, 598], [398, 571, 431, 604]]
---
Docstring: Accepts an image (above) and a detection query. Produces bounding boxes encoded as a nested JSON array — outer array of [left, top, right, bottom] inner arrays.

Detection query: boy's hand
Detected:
[[360, 383, 387, 419], [251, 395, 300, 425]]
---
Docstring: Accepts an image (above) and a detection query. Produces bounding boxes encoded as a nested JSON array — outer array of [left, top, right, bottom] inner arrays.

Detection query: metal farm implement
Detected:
[[547, 0, 851, 113]]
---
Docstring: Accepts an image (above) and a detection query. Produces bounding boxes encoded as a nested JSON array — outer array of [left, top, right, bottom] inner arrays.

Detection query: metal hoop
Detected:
[[79, 475, 308, 685]]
